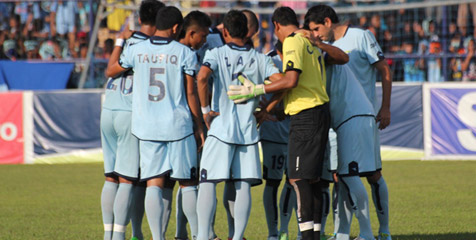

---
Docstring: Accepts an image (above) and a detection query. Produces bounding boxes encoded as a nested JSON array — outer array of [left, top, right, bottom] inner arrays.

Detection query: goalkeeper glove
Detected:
[[227, 74, 265, 104]]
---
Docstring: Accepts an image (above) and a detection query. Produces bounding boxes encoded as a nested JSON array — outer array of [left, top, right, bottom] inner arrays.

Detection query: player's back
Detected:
[[326, 64, 375, 130], [103, 32, 149, 111], [332, 27, 384, 107], [204, 43, 279, 144], [259, 50, 289, 144], [121, 36, 197, 141]]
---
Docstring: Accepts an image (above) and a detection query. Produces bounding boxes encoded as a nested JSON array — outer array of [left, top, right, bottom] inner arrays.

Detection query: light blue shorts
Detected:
[[199, 136, 261, 182], [374, 122, 382, 170], [261, 141, 288, 180], [322, 129, 337, 182], [336, 116, 377, 176], [100, 109, 140, 180], [139, 134, 198, 181]]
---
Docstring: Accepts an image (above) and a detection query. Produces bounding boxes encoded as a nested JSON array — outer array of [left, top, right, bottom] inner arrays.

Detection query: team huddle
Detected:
[[100, 2, 392, 240]]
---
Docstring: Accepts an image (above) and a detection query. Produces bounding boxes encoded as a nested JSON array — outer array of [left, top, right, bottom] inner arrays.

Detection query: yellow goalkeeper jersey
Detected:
[[282, 32, 329, 115]]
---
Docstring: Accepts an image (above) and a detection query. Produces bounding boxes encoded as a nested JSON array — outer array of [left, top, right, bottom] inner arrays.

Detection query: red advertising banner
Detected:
[[0, 92, 23, 164]]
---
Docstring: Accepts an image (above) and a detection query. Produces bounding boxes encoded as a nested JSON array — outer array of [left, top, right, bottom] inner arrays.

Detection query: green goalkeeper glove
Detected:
[[227, 74, 265, 104]]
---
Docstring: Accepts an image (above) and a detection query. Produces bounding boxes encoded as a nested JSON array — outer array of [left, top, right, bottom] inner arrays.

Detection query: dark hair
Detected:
[[242, 9, 259, 34], [305, 5, 339, 25], [271, 7, 299, 27], [156, 6, 183, 31], [223, 10, 248, 39], [139, 0, 165, 26], [179, 11, 212, 39]]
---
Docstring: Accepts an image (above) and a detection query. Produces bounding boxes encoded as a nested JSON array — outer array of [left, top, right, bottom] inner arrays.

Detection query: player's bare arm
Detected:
[[374, 60, 392, 130], [185, 73, 205, 151], [295, 29, 348, 65], [105, 30, 133, 78], [196, 65, 219, 129]]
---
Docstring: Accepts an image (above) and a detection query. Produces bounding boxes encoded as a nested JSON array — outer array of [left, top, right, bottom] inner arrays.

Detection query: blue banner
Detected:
[[0, 61, 74, 90], [430, 88, 476, 155], [33, 91, 102, 155], [377, 84, 423, 149]]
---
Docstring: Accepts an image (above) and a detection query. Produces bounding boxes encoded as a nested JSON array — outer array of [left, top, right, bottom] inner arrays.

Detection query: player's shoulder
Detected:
[[283, 32, 307, 47]]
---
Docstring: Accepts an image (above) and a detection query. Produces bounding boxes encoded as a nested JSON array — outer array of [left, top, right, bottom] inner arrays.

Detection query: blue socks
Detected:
[[182, 186, 199, 239], [371, 176, 390, 235], [197, 182, 217, 240], [233, 181, 251, 240], [263, 183, 279, 238], [161, 187, 173, 238], [130, 185, 145, 240], [223, 181, 236, 238], [337, 176, 372, 240], [101, 181, 118, 240], [175, 188, 189, 239], [112, 183, 133, 240], [279, 182, 297, 237], [145, 186, 164, 240]]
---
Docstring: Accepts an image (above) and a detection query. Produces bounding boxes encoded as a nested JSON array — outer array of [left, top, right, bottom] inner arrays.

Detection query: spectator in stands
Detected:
[[461, 38, 476, 81], [401, 41, 425, 82], [39, 39, 61, 60], [50, 0, 77, 55], [8, 14, 21, 41], [3, 39, 18, 60], [24, 39, 40, 60], [427, 35, 443, 82], [457, 2, 476, 39]]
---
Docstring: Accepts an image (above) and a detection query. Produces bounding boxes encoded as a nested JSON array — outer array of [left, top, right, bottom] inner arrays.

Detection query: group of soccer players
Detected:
[[100, 1, 392, 240]]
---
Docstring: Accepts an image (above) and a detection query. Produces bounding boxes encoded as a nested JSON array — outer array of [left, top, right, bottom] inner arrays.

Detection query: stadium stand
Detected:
[[0, 0, 474, 89]]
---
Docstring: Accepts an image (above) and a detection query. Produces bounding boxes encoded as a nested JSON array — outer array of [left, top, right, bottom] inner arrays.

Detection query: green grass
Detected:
[[1, 161, 475, 240]]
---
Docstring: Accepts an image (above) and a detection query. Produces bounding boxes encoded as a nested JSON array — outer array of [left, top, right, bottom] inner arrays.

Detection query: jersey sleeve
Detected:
[[183, 49, 199, 77], [118, 44, 134, 69], [282, 36, 304, 73], [361, 30, 385, 65], [202, 48, 218, 72], [262, 55, 280, 79]]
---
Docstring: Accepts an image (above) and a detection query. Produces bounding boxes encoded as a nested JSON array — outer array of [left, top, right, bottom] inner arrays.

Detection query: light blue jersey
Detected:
[[120, 36, 199, 141], [203, 43, 280, 144], [103, 31, 149, 111], [326, 64, 375, 130], [197, 27, 225, 112], [259, 50, 289, 144], [332, 28, 384, 109], [197, 27, 225, 65]]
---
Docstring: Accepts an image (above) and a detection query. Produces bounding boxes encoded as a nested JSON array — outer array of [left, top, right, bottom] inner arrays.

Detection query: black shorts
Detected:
[[287, 103, 330, 180]]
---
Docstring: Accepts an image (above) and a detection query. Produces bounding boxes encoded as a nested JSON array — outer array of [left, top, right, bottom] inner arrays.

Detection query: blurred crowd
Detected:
[[1, 0, 475, 83]]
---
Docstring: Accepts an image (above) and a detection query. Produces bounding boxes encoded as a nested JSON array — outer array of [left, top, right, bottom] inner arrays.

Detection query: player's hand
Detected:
[[255, 109, 277, 127], [376, 106, 391, 130], [227, 74, 265, 104], [203, 111, 219, 130], [295, 29, 324, 48], [119, 28, 133, 40], [194, 126, 205, 152]]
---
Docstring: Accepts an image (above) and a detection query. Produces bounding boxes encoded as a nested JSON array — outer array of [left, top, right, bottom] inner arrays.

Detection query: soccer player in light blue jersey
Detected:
[[305, 5, 393, 240], [106, 6, 205, 240], [100, 1, 163, 240], [195, 10, 280, 240]]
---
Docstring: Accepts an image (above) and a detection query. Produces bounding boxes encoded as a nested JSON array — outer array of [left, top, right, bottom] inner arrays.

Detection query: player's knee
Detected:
[[366, 171, 382, 184], [105, 176, 119, 183], [179, 179, 198, 187], [265, 179, 281, 188], [119, 177, 133, 184]]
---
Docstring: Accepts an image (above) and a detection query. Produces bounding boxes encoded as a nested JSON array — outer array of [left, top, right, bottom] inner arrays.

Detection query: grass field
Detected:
[[1, 161, 476, 240]]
